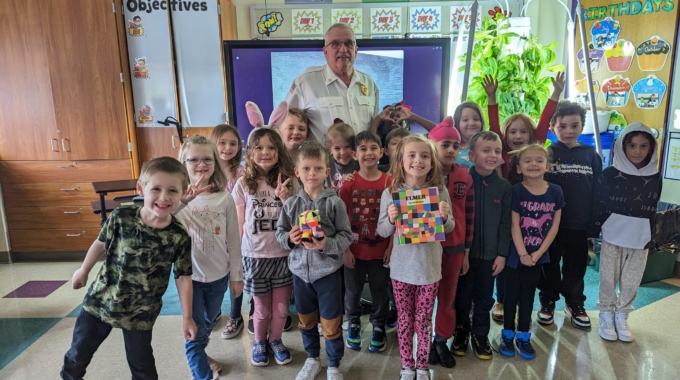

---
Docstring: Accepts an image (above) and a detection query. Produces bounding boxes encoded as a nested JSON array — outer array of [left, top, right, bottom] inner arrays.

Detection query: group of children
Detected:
[[60, 71, 663, 380]]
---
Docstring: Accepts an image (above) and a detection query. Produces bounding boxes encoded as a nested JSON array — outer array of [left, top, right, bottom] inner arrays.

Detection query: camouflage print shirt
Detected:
[[83, 206, 192, 330]]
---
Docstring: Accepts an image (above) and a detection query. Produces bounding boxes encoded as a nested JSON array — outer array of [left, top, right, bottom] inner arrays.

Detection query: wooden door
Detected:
[[0, 0, 62, 160], [136, 127, 215, 163], [39, 0, 129, 160]]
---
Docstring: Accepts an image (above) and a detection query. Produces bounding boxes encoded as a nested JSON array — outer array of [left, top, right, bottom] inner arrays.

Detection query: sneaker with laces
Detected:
[[565, 305, 591, 329], [386, 308, 398, 329], [515, 332, 536, 360], [615, 312, 633, 342], [492, 303, 504, 322], [284, 315, 293, 332], [416, 368, 431, 380], [598, 311, 617, 341], [428, 339, 456, 368], [327, 367, 343, 380], [296, 358, 321, 380], [221, 317, 244, 339], [369, 326, 387, 352], [399, 368, 416, 380], [498, 329, 516, 357], [537, 302, 555, 325], [251, 340, 269, 366], [247, 315, 255, 335], [268, 339, 292, 365], [450, 325, 470, 356], [471, 334, 493, 360], [346, 323, 362, 350]]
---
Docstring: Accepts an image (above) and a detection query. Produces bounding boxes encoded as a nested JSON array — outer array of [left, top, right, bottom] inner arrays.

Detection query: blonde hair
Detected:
[[177, 135, 227, 193], [501, 114, 537, 147], [324, 121, 356, 151], [388, 134, 443, 192], [209, 124, 242, 181], [298, 141, 329, 167], [243, 129, 296, 195], [139, 157, 189, 193]]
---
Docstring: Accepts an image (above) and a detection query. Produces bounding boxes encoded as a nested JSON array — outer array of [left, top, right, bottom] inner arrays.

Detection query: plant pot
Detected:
[[582, 110, 612, 134], [504, 17, 531, 55]]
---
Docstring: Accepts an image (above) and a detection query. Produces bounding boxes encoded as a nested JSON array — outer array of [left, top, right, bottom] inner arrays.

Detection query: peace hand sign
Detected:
[[275, 173, 292, 202], [181, 174, 212, 204]]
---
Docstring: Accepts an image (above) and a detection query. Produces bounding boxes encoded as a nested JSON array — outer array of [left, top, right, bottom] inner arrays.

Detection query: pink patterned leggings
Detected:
[[392, 279, 438, 370]]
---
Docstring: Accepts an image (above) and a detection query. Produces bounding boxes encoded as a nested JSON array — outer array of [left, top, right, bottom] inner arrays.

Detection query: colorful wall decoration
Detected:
[[370, 7, 401, 34], [409, 6, 442, 33], [332, 8, 362, 33], [292, 9, 323, 34]]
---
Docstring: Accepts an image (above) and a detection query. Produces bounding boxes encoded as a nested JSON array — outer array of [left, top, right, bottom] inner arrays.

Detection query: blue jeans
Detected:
[[185, 275, 229, 380]]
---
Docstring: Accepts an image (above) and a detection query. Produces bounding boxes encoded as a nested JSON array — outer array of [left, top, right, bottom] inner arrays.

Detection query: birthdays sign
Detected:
[[293, 9, 323, 34], [371, 8, 401, 34], [451, 6, 481, 32], [410, 6, 441, 32], [331, 9, 362, 33]]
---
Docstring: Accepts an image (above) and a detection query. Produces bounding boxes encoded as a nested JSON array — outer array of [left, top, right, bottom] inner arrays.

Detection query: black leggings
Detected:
[[503, 264, 542, 332]]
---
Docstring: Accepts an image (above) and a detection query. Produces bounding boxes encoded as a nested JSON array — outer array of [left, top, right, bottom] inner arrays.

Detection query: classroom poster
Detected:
[[409, 6, 442, 33], [370, 7, 401, 34], [331, 9, 362, 33], [292, 9, 323, 34], [450, 5, 481, 33], [392, 187, 445, 245]]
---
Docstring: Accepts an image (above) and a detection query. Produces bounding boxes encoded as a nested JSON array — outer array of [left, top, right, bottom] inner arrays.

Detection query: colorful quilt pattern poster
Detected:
[[410, 6, 441, 33], [392, 187, 445, 245], [292, 9, 323, 34], [371, 7, 401, 34], [451, 5, 482, 33], [331, 9, 362, 33]]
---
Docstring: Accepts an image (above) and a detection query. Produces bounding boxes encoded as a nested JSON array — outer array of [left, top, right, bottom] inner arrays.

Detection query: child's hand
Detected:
[[492, 256, 506, 276], [376, 106, 396, 126], [387, 204, 399, 224], [439, 201, 450, 222], [343, 172, 355, 182], [551, 72, 566, 96], [181, 174, 212, 204], [461, 255, 470, 275], [230, 280, 244, 298], [72, 268, 88, 289], [482, 75, 498, 95], [382, 247, 392, 266], [183, 318, 197, 341], [395, 105, 413, 124], [289, 225, 302, 245], [520, 254, 535, 267], [275, 174, 292, 201], [302, 237, 326, 251], [343, 249, 355, 268]]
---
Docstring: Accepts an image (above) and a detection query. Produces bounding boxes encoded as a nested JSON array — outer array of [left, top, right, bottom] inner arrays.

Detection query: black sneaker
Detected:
[[386, 308, 398, 329], [537, 301, 556, 326], [429, 340, 456, 368], [565, 305, 591, 329], [346, 323, 362, 350], [450, 326, 470, 356], [247, 315, 254, 335], [369, 326, 387, 352], [283, 315, 293, 331], [470, 335, 493, 360]]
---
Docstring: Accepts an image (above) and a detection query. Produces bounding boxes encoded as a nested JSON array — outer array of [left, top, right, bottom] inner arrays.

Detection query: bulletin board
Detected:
[[574, 0, 680, 145]]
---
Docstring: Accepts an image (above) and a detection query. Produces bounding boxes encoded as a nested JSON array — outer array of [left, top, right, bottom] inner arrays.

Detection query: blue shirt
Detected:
[[455, 147, 473, 169], [507, 183, 564, 269]]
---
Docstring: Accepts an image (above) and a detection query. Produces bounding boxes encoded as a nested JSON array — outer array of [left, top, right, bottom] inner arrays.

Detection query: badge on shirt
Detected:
[[360, 83, 368, 96], [290, 80, 297, 94]]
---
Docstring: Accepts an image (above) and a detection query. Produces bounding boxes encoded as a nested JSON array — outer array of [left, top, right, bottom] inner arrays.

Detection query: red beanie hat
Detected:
[[428, 116, 460, 143]]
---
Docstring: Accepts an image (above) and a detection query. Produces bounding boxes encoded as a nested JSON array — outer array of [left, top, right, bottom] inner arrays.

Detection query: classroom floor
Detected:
[[1, 261, 680, 380]]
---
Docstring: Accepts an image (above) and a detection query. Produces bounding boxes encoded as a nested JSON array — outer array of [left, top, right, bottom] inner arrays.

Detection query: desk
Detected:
[[92, 179, 138, 224]]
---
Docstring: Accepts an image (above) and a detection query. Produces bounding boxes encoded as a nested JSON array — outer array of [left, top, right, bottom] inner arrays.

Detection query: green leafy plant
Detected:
[[459, 14, 565, 123]]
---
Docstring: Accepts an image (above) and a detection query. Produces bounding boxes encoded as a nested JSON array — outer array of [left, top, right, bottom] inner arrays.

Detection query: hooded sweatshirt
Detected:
[[588, 123, 662, 249], [276, 188, 353, 283]]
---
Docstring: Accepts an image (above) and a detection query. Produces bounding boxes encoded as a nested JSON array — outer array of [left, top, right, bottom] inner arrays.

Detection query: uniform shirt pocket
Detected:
[[317, 96, 345, 127], [357, 96, 376, 125]]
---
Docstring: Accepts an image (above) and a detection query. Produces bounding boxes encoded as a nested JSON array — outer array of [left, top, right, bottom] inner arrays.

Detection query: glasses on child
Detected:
[[185, 158, 215, 166], [325, 40, 356, 50]]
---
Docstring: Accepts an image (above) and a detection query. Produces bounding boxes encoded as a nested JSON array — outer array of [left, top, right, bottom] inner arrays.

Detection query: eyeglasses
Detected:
[[325, 40, 356, 50], [185, 158, 215, 166]]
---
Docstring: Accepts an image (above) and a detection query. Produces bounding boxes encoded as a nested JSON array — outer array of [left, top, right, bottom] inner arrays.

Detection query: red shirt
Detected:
[[338, 172, 392, 260]]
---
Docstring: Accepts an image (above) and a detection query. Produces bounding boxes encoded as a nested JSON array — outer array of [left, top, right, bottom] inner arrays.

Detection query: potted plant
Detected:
[[459, 13, 565, 123]]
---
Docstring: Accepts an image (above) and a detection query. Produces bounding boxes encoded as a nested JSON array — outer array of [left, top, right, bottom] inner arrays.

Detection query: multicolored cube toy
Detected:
[[299, 210, 324, 242]]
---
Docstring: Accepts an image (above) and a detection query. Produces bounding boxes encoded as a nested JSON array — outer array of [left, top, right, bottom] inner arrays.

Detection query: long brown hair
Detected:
[[388, 134, 443, 192], [209, 124, 242, 181], [243, 129, 295, 195], [177, 135, 228, 193]]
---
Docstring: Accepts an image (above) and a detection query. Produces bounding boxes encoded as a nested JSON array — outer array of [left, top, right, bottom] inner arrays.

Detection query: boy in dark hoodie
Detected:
[[451, 131, 511, 360], [537, 101, 602, 330], [588, 122, 662, 343], [276, 141, 353, 380]]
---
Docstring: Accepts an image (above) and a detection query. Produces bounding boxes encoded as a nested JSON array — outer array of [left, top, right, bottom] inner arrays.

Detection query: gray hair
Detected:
[[324, 23, 355, 42]]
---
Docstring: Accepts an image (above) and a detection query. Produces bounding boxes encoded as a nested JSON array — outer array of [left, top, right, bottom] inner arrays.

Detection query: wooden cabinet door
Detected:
[[0, 0, 62, 161], [39, 0, 129, 160]]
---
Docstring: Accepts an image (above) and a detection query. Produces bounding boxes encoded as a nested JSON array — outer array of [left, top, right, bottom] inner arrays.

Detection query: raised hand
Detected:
[[551, 72, 566, 98], [181, 174, 212, 204], [395, 105, 413, 124], [482, 75, 498, 96], [275, 173, 292, 202]]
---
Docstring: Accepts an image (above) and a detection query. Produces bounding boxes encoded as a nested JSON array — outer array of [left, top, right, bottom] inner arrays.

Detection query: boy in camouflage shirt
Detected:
[[61, 157, 196, 380]]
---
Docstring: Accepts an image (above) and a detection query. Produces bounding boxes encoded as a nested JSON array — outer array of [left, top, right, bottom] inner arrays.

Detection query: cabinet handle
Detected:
[[66, 233, 83, 237], [50, 138, 59, 152], [63, 210, 80, 214], [60, 187, 76, 191], [61, 138, 70, 152], [171, 135, 177, 149]]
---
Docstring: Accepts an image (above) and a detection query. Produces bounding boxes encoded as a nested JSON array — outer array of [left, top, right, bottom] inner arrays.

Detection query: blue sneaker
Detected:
[[515, 332, 536, 360], [268, 339, 292, 365], [369, 326, 387, 352], [346, 323, 362, 350], [498, 329, 516, 357], [251, 340, 269, 366]]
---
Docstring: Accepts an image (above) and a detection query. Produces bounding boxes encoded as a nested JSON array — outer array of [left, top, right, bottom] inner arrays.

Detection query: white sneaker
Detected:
[[318, 323, 323, 334], [342, 316, 349, 331], [327, 367, 343, 380], [615, 312, 633, 342], [416, 369, 431, 380], [598, 312, 617, 341], [296, 358, 322, 380], [399, 368, 416, 380]]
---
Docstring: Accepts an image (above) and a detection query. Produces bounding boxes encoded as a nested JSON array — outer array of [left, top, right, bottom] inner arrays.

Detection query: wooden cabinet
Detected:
[[137, 127, 216, 163]]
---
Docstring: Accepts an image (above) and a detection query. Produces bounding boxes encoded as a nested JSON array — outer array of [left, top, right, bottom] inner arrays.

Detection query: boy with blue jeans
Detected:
[[276, 141, 353, 380], [61, 157, 195, 380]]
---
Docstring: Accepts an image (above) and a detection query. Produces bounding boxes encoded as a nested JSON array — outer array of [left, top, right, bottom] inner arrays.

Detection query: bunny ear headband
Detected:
[[245, 101, 288, 141]]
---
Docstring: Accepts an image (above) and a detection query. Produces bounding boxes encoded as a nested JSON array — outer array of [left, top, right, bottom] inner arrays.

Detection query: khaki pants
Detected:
[[598, 240, 648, 313]]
